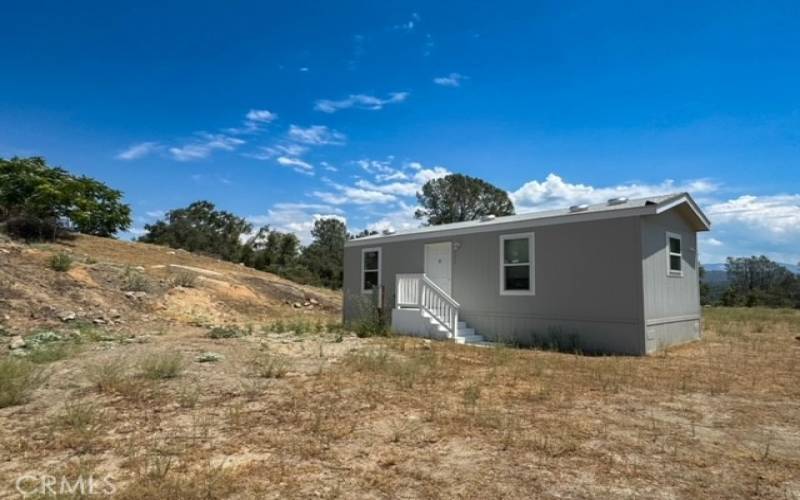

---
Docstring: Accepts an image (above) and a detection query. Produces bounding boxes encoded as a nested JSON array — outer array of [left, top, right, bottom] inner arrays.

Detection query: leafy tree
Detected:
[[243, 226, 300, 271], [723, 256, 799, 307], [415, 173, 515, 225], [0, 156, 131, 239], [699, 265, 712, 305], [349, 228, 379, 239], [140, 201, 251, 262], [302, 218, 347, 288]]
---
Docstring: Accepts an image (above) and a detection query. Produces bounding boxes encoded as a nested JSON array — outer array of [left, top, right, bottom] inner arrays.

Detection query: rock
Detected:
[[9, 349, 29, 358], [93, 318, 106, 325], [108, 309, 121, 319], [133, 266, 146, 272], [8, 335, 26, 350], [309, 298, 320, 305], [196, 352, 224, 363], [166, 251, 176, 255], [58, 311, 77, 322], [303, 302, 311, 307], [2, 314, 10, 321], [124, 291, 148, 300], [292, 302, 302, 309]]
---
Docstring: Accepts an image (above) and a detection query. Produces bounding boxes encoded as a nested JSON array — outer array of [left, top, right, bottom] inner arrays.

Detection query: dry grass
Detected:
[[0, 307, 798, 498]]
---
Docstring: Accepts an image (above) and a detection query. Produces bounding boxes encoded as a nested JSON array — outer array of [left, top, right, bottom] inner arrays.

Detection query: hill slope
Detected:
[[0, 233, 341, 333]]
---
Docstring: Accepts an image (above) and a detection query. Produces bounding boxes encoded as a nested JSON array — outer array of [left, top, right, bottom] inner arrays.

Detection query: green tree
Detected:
[[415, 173, 515, 225], [0, 156, 131, 239], [699, 264, 712, 305], [723, 256, 798, 307], [140, 201, 251, 262], [302, 218, 347, 289]]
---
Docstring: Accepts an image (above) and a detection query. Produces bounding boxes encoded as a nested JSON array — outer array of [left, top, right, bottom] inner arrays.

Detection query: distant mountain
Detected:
[[703, 262, 800, 283]]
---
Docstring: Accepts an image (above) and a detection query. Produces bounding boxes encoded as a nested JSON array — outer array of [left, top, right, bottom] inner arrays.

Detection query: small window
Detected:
[[361, 248, 381, 292], [666, 232, 682, 276], [500, 233, 535, 295]]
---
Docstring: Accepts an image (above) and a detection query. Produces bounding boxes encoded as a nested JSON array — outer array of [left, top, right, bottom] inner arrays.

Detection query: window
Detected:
[[500, 233, 534, 295], [361, 247, 381, 292], [666, 232, 682, 276]]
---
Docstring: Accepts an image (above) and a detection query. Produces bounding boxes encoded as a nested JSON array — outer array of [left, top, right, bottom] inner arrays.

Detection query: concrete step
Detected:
[[456, 327, 475, 336], [453, 335, 485, 344]]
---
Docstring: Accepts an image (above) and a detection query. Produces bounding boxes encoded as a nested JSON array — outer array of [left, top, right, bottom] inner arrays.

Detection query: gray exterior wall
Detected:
[[640, 208, 702, 353], [344, 215, 649, 355]]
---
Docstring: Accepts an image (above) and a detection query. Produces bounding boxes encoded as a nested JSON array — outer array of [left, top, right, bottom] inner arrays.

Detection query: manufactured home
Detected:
[[343, 192, 711, 355]]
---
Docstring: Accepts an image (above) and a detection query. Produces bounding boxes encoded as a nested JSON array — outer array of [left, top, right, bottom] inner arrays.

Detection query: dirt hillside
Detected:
[[0, 233, 341, 334]]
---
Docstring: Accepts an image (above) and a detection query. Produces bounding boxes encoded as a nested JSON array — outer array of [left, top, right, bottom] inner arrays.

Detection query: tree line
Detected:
[[4, 156, 799, 303], [701, 256, 800, 308]]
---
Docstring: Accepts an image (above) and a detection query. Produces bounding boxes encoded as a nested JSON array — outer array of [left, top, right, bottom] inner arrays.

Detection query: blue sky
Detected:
[[1, 1, 799, 263]]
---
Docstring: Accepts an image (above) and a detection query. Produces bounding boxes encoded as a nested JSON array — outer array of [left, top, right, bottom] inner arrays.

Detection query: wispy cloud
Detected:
[[288, 125, 346, 145], [276, 156, 315, 175], [116, 142, 161, 160], [392, 12, 420, 32], [433, 73, 468, 87], [169, 133, 245, 161], [245, 109, 277, 123], [314, 92, 409, 113]]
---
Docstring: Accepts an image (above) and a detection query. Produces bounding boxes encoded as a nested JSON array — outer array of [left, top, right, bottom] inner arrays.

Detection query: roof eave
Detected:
[[654, 193, 712, 231]]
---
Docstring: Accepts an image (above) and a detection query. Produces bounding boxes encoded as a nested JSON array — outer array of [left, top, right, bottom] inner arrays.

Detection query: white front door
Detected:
[[424, 242, 452, 296]]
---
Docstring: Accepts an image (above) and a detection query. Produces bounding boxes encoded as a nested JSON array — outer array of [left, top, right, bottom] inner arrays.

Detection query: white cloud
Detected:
[[245, 109, 277, 123], [116, 142, 160, 160], [355, 179, 418, 197], [433, 73, 467, 87], [511, 173, 717, 212], [392, 12, 420, 32], [276, 156, 314, 175], [169, 134, 245, 161], [313, 184, 397, 205], [288, 125, 346, 145], [145, 210, 166, 219], [314, 92, 409, 113], [248, 204, 345, 245], [703, 237, 724, 247], [355, 201, 422, 235], [706, 194, 800, 236]]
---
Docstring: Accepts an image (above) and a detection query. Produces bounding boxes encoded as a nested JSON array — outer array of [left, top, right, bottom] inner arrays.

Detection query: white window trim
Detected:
[[499, 232, 535, 296], [361, 247, 382, 293], [666, 232, 683, 277]]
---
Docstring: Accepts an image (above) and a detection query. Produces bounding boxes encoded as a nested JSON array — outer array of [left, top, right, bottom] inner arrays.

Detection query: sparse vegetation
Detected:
[[121, 266, 149, 291], [247, 349, 288, 379], [49, 252, 73, 272], [208, 325, 250, 339], [140, 352, 184, 380], [169, 270, 198, 288], [0, 357, 47, 408]]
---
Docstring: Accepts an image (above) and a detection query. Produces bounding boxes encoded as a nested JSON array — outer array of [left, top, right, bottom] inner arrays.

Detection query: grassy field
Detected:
[[0, 307, 799, 499]]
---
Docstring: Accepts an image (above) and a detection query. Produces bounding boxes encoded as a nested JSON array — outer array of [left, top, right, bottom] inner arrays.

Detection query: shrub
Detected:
[[169, 271, 197, 288], [122, 267, 149, 292], [208, 326, 248, 339], [140, 352, 184, 380], [4, 214, 61, 241], [27, 342, 76, 364], [351, 296, 390, 338], [84, 358, 128, 393], [49, 252, 73, 272], [248, 350, 288, 379], [0, 357, 47, 408]]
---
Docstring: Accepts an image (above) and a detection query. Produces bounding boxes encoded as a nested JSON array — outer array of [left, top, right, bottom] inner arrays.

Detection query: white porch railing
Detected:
[[396, 273, 459, 338]]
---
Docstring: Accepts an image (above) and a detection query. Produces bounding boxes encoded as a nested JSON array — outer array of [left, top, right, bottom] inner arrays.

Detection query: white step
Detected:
[[453, 335, 486, 344], [457, 327, 475, 336]]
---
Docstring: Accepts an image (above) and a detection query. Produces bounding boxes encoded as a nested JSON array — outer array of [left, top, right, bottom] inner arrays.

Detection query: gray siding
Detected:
[[345, 216, 647, 355], [640, 209, 702, 352]]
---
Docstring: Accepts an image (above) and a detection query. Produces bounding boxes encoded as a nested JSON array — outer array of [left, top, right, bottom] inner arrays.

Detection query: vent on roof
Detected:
[[607, 196, 628, 206], [569, 204, 589, 213], [480, 214, 496, 222], [382, 228, 396, 235]]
